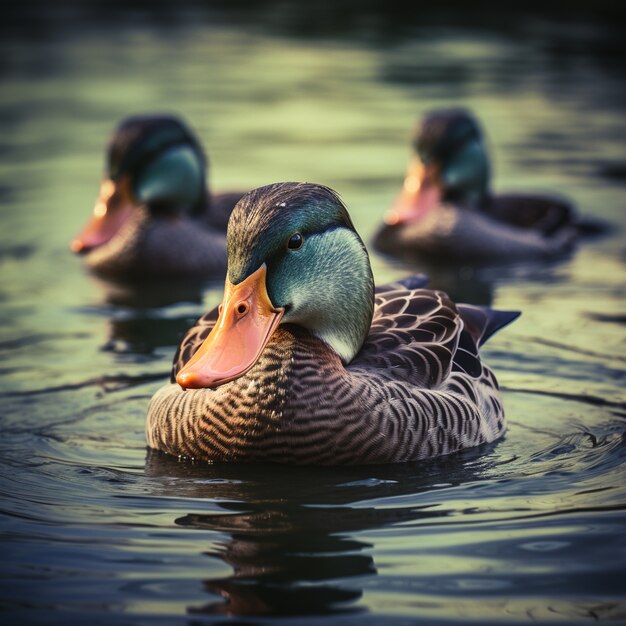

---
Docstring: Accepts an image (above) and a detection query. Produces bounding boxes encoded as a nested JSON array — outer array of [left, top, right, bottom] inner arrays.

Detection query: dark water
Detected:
[[1, 5, 626, 625]]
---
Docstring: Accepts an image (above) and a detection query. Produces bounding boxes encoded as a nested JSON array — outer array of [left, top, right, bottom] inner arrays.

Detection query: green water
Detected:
[[1, 5, 625, 624]]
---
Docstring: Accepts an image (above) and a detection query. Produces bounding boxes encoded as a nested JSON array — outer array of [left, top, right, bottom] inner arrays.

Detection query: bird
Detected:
[[372, 108, 584, 264], [146, 182, 519, 465], [70, 114, 245, 278]]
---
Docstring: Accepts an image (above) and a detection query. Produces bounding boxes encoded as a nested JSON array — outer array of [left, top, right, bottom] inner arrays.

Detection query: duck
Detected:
[[70, 114, 245, 278], [372, 108, 585, 264], [147, 182, 520, 465]]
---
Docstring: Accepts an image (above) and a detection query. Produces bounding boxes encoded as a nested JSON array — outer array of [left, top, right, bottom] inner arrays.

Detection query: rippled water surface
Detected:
[[1, 5, 625, 625]]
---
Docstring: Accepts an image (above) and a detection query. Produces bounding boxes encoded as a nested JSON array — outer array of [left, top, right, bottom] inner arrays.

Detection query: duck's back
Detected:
[[373, 202, 577, 264], [344, 283, 517, 462], [484, 192, 576, 235]]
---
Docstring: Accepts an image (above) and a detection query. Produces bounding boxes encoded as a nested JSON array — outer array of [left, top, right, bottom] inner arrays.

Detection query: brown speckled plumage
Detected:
[[148, 281, 514, 465]]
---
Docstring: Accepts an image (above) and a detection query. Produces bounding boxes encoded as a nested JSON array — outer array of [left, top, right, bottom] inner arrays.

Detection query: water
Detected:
[[1, 5, 626, 624]]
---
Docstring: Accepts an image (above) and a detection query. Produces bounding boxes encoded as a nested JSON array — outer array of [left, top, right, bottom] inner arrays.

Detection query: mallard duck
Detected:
[[373, 108, 582, 263], [70, 114, 245, 277], [147, 182, 519, 465]]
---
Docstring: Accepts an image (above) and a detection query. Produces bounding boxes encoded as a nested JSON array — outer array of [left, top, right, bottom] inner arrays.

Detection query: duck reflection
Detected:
[[94, 274, 211, 309], [377, 252, 573, 306], [399, 261, 496, 306], [144, 447, 494, 617], [89, 275, 222, 355], [103, 314, 198, 355], [182, 506, 369, 616]]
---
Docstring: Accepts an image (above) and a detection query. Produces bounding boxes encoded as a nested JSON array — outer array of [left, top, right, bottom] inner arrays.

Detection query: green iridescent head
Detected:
[[414, 109, 491, 206], [227, 182, 375, 363], [107, 114, 207, 214]]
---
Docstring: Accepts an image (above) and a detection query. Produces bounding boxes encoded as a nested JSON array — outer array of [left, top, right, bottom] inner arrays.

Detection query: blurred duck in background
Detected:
[[373, 108, 598, 264], [70, 114, 244, 278]]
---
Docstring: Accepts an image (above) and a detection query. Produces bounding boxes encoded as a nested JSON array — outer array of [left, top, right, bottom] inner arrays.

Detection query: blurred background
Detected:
[[1, 2, 625, 624]]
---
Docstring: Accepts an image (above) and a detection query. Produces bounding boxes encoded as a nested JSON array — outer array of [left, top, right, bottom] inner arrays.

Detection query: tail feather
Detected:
[[458, 304, 520, 347], [575, 216, 612, 239]]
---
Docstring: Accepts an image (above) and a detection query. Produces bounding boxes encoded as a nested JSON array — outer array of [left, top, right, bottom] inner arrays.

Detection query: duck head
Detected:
[[70, 115, 207, 254], [385, 109, 491, 225], [177, 182, 375, 389]]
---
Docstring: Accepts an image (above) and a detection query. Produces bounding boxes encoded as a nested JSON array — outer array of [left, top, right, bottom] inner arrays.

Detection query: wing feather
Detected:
[[351, 285, 462, 388]]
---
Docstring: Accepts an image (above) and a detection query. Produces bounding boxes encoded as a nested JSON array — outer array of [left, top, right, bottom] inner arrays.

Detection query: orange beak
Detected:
[[70, 178, 135, 253], [384, 159, 442, 226], [176, 264, 284, 389]]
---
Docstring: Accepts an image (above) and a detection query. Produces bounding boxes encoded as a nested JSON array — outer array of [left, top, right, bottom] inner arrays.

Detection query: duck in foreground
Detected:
[[147, 182, 520, 465], [70, 114, 245, 278], [373, 108, 588, 264]]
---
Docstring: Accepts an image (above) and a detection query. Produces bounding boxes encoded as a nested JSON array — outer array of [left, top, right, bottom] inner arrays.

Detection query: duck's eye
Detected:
[[287, 232, 304, 250]]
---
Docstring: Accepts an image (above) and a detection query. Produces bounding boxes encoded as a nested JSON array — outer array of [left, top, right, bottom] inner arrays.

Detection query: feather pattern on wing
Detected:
[[352, 286, 461, 388]]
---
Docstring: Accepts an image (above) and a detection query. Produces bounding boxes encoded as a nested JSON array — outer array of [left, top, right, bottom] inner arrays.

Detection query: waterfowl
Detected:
[[373, 108, 582, 263], [70, 114, 244, 277], [147, 182, 519, 465]]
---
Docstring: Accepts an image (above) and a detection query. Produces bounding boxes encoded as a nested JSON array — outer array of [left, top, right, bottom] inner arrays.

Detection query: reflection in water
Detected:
[[69, 276, 211, 356], [375, 252, 576, 306], [104, 315, 196, 355], [382, 258, 497, 306], [145, 449, 491, 617], [93, 275, 212, 309], [186, 510, 367, 616], [91, 275, 218, 354]]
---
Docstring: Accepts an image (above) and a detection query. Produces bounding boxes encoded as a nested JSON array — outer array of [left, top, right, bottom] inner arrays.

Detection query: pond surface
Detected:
[[1, 5, 625, 625]]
